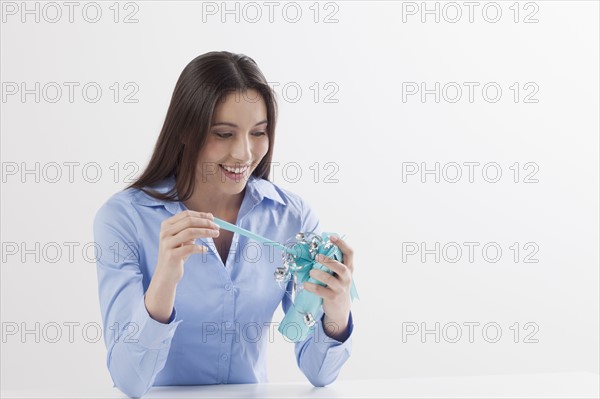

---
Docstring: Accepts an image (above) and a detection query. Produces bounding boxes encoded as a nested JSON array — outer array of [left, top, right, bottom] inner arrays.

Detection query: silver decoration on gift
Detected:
[[273, 266, 289, 283], [275, 231, 327, 292], [309, 235, 323, 259], [303, 312, 316, 327]]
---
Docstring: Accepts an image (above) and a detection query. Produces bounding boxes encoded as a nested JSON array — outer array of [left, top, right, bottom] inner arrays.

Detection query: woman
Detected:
[[93, 51, 355, 398]]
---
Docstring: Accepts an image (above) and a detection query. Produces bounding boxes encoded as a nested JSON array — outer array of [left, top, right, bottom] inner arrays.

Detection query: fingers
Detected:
[[160, 211, 221, 249], [316, 254, 352, 284], [330, 236, 354, 273], [162, 210, 214, 228], [173, 242, 209, 260], [303, 281, 335, 300], [309, 268, 343, 291], [179, 238, 196, 248], [166, 216, 220, 238], [168, 228, 219, 248]]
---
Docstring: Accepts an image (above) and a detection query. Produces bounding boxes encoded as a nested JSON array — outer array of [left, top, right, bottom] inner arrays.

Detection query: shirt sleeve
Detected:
[[93, 195, 182, 398], [281, 197, 354, 387]]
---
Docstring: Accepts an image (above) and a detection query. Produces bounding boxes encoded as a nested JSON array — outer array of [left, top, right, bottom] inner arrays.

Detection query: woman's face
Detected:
[[196, 89, 269, 195]]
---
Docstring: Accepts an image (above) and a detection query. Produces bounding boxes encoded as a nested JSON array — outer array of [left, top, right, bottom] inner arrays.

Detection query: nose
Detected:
[[230, 133, 252, 163]]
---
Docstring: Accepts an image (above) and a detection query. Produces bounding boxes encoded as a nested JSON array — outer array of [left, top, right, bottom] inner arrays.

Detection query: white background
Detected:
[[1, 0, 598, 393]]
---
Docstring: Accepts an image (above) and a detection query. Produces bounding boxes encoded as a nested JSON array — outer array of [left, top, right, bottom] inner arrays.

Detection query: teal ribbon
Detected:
[[212, 217, 359, 342]]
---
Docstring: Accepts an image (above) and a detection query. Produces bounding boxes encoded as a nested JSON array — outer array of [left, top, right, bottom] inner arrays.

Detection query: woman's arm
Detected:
[[282, 287, 355, 387], [94, 197, 183, 398], [95, 198, 220, 397], [145, 272, 178, 323], [284, 197, 355, 387]]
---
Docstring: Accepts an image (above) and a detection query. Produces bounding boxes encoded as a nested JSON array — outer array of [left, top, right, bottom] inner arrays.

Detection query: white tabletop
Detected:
[[2, 372, 599, 398]]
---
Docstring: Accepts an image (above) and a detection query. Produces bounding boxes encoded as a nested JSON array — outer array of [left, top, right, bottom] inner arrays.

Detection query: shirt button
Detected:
[[224, 283, 231, 291], [221, 353, 228, 361], [225, 321, 232, 328]]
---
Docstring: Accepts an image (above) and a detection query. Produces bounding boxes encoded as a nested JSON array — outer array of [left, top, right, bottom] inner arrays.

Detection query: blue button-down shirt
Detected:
[[93, 174, 354, 397]]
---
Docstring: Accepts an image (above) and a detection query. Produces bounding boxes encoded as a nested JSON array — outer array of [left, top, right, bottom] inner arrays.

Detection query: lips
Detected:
[[219, 164, 250, 181], [219, 164, 250, 174]]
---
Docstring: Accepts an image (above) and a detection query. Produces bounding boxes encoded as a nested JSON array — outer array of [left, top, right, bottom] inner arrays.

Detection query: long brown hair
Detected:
[[125, 51, 278, 201]]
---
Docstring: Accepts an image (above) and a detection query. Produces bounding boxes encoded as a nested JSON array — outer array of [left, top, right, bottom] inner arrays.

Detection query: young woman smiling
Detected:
[[94, 51, 355, 398]]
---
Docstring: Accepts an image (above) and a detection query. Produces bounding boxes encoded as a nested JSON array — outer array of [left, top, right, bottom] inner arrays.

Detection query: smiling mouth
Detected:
[[219, 164, 251, 181], [219, 164, 251, 174]]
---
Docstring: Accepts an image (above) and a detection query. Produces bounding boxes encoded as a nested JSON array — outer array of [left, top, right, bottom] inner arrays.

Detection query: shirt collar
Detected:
[[131, 174, 286, 215]]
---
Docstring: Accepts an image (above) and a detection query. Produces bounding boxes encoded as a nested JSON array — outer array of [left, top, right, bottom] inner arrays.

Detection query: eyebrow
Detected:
[[211, 120, 268, 128]]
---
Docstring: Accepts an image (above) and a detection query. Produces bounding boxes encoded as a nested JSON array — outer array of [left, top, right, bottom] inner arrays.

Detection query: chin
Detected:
[[219, 177, 248, 191]]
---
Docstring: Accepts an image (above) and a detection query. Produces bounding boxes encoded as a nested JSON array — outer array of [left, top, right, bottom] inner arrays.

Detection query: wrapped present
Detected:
[[212, 218, 359, 342]]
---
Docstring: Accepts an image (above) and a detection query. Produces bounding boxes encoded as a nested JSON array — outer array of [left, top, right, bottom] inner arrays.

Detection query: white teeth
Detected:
[[222, 165, 248, 174]]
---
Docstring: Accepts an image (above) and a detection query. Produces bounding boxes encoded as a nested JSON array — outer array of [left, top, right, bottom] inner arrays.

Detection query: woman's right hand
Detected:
[[154, 210, 220, 285]]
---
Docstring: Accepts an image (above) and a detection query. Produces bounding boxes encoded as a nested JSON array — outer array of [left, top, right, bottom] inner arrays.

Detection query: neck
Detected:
[[182, 181, 246, 219]]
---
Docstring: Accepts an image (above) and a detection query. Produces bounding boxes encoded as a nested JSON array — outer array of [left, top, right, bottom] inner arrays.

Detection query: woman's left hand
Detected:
[[303, 236, 354, 338]]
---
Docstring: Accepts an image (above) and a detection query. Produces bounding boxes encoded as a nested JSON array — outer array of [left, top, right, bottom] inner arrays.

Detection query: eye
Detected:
[[214, 132, 232, 138], [252, 131, 266, 136]]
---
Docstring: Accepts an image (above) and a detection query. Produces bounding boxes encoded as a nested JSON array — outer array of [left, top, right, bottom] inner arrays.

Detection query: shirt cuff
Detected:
[[129, 294, 182, 350], [312, 311, 354, 354]]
